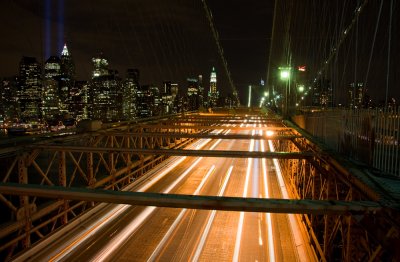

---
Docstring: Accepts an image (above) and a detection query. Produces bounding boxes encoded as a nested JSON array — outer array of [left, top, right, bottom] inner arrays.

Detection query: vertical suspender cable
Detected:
[[363, 0, 384, 90], [353, 1, 359, 107], [202, 0, 239, 104], [385, 0, 394, 109], [266, 0, 277, 105]]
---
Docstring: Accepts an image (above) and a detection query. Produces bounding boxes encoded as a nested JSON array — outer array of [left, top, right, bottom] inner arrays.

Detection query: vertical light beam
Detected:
[[248, 85, 252, 107], [44, 0, 51, 59], [57, 0, 65, 54]]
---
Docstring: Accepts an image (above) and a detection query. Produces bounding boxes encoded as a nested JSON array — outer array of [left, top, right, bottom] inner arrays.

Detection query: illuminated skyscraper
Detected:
[[68, 80, 88, 120], [92, 53, 109, 79], [161, 81, 174, 114], [60, 44, 75, 79], [59, 44, 75, 112], [208, 67, 219, 107], [91, 70, 123, 121], [198, 74, 205, 107], [187, 78, 200, 111], [18, 56, 42, 120], [42, 56, 61, 119], [137, 85, 154, 118], [44, 56, 61, 79], [348, 82, 364, 108], [90, 54, 121, 121], [123, 69, 140, 119], [1, 77, 19, 119]]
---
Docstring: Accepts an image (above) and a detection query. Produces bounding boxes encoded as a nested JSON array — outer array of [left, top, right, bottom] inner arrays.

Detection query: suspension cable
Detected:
[[311, 0, 369, 85], [202, 0, 239, 104]]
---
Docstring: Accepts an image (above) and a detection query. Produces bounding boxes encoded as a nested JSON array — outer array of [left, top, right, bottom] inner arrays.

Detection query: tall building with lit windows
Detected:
[[42, 56, 61, 119], [90, 54, 123, 121], [208, 67, 219, 107], [1, 77, 19, 119], [92, 53, 109, 79], [123, 69, 139, 120], [91, 69, 123, 121], [348, 82, 364, 108], [18, 56, 42, 120], [60, 44, 75, 80], [161, 81, 174, 114], [187, 78, 200, 111], [59, 44, 75, 112], [198, 74, 205, 107]]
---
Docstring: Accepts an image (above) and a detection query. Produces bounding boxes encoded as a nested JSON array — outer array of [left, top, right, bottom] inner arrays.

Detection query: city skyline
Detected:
[[0, 1, 399, 106], [0, 0, 273, 104], [1, 41, 219, 94], [1, 42, 226, 128]]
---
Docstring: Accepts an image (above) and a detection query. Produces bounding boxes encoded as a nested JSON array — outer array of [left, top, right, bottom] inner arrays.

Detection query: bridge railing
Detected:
[[292, 107, 400, 177]]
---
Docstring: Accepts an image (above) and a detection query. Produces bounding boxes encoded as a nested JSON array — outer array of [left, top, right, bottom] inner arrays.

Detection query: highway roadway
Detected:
[[17, 123, 313, 261]]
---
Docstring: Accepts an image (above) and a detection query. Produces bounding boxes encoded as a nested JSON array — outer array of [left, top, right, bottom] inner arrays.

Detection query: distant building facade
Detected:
[[18, 56, 42, 120], [187, 77, 200, 111], [208, 67, 219, 107], [42, 56, 61, 120], [123, 69, 139, 120], [59, 44, 75, 112]]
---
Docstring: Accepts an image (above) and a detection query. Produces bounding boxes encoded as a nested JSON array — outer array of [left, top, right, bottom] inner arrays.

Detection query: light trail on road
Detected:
[[147, 165, 217, 261], [268, 139, 309, 261], [91, 137, 225, 261], [261, 132, 276, 262], [46, 131, 226, 262], [233, 129, 255, 261], [192, 165, 234, 261], [20, 121, 314, 262]]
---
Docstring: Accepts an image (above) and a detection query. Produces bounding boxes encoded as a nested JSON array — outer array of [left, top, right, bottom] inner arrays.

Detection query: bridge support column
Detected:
[[109, 137, 116, 189], [18, 153, 31, 249], [58, 151, 68, 225], [87, 152, 95, 207]]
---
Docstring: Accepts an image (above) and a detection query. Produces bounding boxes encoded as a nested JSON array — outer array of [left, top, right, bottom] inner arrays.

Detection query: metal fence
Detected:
[[291, 107, 400, 177]]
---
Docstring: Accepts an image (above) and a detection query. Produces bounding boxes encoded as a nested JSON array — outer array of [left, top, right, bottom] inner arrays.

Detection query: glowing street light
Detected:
[[279, 67, 291, 80], [280, 70, 290, 80], [278, 66, 292, 118]]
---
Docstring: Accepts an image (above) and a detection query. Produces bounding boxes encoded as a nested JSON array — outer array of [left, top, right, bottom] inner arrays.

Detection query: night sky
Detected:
[[0, 0, 273, 104], [0, 0, 399, 105]]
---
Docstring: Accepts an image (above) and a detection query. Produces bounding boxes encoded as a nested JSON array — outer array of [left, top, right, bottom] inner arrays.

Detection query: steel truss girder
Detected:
[[274, 122, 400, 261], [0, 183, 383, 215], [101, 132, 301, 140], [28, 146, 314, 159], [163, 119, 281, 125], [0, 131, 194, 258], [135, 124, 292, 131]]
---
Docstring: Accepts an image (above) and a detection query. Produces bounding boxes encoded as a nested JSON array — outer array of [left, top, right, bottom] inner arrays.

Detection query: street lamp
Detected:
[[278, 66, 292, 118], [280, 70, 290, 80]]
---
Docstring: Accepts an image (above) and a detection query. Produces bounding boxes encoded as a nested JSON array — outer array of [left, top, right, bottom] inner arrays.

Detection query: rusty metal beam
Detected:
[[136, 124, 292, 131], [0, 183, 383, 215], [163, 120, 281, 125], [99, 132, 301, 140], [28, 145, 313, 159]]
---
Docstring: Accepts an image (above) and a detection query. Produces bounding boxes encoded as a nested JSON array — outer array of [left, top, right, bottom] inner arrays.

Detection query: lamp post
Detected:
[[279, 67, 291, 118], [248, 85, 252, 107]]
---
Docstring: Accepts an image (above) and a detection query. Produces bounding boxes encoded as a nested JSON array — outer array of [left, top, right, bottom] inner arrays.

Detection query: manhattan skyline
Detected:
[[0, 1, 399, 105]]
